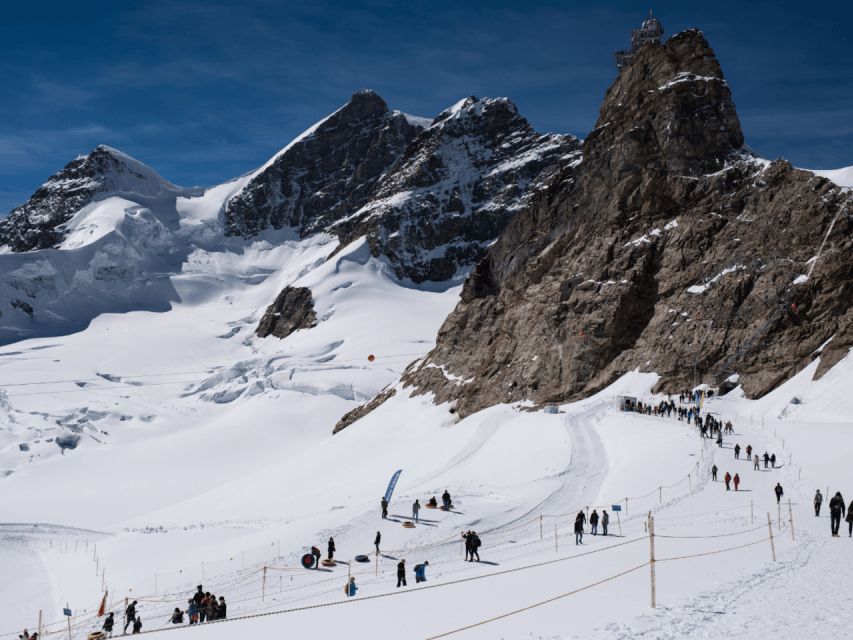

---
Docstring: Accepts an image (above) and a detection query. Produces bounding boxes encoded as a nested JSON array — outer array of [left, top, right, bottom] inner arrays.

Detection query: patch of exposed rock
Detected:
[[256, 286, 317, 339]]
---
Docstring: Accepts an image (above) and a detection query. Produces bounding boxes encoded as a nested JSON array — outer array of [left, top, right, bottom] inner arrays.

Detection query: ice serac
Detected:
[[224, 90, 422, 238], [339, 97, 582, 283], [383, 29, 852, 419], [0, 145, 179, 252]]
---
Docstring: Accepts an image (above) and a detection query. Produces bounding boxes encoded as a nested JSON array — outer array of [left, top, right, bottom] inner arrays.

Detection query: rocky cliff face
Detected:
[[224, 90, 422, 238], [390, 30, 852, 418], [337, 97, 581, 282], [0, 145, 179, 252]]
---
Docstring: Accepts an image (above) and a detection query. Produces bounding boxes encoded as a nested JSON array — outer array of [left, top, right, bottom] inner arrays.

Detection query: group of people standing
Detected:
[[574, 509, 610, 544]]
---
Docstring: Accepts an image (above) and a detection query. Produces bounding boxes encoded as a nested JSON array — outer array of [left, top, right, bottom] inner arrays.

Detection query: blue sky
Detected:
[[2, 0, 851, 213]]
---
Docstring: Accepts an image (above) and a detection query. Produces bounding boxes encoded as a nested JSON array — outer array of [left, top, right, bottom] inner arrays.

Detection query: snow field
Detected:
[[1, 225, 851, 638]]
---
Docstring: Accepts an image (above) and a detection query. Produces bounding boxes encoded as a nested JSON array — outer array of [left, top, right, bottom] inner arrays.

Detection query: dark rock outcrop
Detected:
[[391, 29, 852, 417], [256, 286, 317, 339]]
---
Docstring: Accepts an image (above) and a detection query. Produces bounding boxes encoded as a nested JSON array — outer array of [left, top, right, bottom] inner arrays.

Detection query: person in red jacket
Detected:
[[733, 473, 741, 491], [724, 472, 732, 491]]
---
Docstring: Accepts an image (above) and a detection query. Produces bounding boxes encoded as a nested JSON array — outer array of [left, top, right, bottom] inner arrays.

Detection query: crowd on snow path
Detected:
[[625, 392, 853, 537], [22, 393, 853, 639]]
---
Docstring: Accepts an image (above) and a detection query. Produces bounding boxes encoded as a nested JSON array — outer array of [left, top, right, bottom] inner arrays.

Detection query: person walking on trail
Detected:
[[601, 510, 610, 536], [327, 537, 336, 561], [462, 530, 473, 561], [374, 531, 381, 554], [414, 561, 429, 583], [102, 612, 115, 636], [724, 471, 732, 491], [381, 497, 389, 519], [590, 509, 600, 535], [846, 500, 853, 537], [734, 444, 741, 459], [132, 616, 142, 634], [775, 483, 784, 504], [754, 454, 760, 471], [442, 490, 452, 511], [746, 444, 752, 460], [814, 490, 824, 516], [470, 532, 481, 561], [124, 600, 138, 634], [396, 560, 407, 587], [733, 473, 741, 491], [412, 499, 421, 523], [574, 512, 585, 545], [711, 465, 718, 481], [763, 452, 770, 469], [716, 433, 723, 448], [829, 492, 846, 537], [311, 545, 322, 569], [771, 453, 777, 468], [345, 577, 358, 597]]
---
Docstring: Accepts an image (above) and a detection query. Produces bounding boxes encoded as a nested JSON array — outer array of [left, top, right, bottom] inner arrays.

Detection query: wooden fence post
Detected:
[[788, 499, 795, 541], [767, 513, 776, 562], [648, 512, 656, 608]]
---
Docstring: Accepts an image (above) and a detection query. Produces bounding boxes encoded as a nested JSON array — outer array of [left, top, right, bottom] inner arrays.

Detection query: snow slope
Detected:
[[2, 326, 851, 637], [810, 165, 853, 188]]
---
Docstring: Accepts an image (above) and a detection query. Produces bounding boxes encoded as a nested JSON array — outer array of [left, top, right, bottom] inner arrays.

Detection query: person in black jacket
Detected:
[[396, 560, 407, 587], [102, 612, 115, 636], [374, 531, 381, 554], [217, 597, 227, 620], [589, 510, 600, 535], [124, 601, 138, 634], [829, 492, 846, 537], [774, 483, 784, 504], [132, 616, 142, 634], [327, 537, 336, 560], [814, 490, 823, 516]]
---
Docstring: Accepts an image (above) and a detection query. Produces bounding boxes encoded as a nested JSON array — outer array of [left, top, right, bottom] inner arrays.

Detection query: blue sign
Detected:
[[611, 504, 622, 512], [384, 469, 403, 503], [63, 608, 72, 616]]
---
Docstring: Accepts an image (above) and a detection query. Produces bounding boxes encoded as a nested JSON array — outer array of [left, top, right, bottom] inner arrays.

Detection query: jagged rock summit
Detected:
[[344, 27, 851, 425], [224, 89, 422, 239]]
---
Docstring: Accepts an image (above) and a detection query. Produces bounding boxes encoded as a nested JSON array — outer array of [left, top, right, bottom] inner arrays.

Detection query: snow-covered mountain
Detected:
[[0, 20, 852, 640], [0, 91, 578, 344]]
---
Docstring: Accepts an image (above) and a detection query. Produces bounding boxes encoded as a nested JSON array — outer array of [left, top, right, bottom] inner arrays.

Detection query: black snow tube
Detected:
[[354, 554, 370, 563], [301, 553, 316, 569]]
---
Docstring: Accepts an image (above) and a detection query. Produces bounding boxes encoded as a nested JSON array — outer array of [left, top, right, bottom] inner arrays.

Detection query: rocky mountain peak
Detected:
[[344, 89, 390, 116], [335, 27, 851, 429], [0, 145, 176, 252], [589, 29, 743, 177], [223, 91, 422, 238]]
